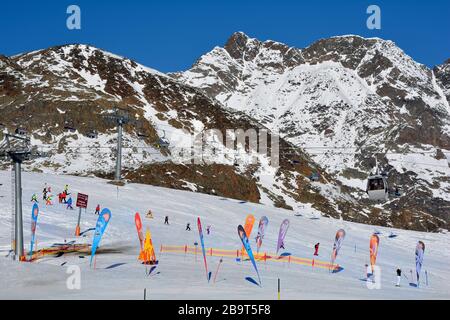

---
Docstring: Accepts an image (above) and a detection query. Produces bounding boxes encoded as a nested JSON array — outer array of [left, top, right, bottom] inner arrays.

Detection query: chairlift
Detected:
[[14, 127, 27, 136], [86, 130, 98, 139], [136, 120, 149, 139], [156, 130, 170, 149], [309, 172, 320, 182], [137, 131, 149, 139], [64, 120, 76, 133], [390, 186, 403, 198]]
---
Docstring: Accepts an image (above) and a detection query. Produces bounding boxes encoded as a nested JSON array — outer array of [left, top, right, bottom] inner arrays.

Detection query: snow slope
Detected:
[[0, 171, 449, 299]]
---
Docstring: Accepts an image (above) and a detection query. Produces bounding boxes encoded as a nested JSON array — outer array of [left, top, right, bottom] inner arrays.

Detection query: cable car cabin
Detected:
[[366, 175, 388, 201], [15, 128, 27, 136]]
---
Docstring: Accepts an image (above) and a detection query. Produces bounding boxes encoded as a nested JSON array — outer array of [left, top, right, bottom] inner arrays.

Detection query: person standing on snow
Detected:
[[396, 268, 402, 287], [64, 184, 69, 194], [42, 187, 48, 201], [164, 216, 169, 225], [186, 223, 191, 231], [66, 197, 74, 210], [31, 194, 38, 203], [146, 210, 153, 219], [365, 263, 370, 280], [95, 204, 100, 215], [46, 194, 53, 206], [206, 225, 211, 235], [314, 243, 320, 256]]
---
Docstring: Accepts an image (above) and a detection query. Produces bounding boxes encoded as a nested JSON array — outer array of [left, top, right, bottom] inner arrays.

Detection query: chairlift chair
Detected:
[[15, 127, 27, 136], [156, 130, 170, 149], [64, 120, 76, 133], [309, 172, 320, 182], [87, 130, 98, 139]]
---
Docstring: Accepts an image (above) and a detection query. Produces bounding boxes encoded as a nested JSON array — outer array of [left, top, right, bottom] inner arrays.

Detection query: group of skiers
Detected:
[[31, 183, 102, 215], [161, 215, 212, 235]]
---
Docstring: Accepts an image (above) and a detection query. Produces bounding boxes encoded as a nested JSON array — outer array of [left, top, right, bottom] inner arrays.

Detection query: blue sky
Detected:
[[1, 0, 449, 72]]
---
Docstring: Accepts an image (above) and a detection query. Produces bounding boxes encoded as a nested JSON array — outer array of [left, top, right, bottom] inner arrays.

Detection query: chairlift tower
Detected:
[[104, 108, 131, 181], [0, 132, 48, 261]]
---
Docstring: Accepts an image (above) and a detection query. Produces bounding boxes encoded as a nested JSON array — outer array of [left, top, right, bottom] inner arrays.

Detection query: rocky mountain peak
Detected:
[[434, 58, 450, 103]]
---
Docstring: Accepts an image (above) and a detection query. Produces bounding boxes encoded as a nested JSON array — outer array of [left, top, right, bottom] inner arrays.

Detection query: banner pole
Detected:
[[278, 278, 280, 300], [75, 207, 82, 236]]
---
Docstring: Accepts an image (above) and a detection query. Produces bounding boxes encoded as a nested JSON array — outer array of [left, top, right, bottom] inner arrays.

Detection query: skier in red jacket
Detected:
[[314, 243, 320, 256], [95, 204, 100, 215]]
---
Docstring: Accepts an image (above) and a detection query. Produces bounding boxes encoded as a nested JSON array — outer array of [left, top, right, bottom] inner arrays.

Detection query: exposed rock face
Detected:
[[434, 58, 450, 103]]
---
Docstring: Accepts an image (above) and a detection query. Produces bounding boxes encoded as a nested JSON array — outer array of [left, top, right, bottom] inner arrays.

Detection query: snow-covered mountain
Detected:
[[0, 44, 360, 229], [1, 36, 449, 232], [173, 32, 450, 231]]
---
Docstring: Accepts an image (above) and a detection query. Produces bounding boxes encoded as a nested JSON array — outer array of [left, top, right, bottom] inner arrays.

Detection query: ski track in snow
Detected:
[[0, 171, 449, 300]]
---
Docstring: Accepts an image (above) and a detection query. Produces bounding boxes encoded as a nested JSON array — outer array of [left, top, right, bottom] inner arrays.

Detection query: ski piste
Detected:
[[238, 224, 261, 286], [197, 217, 210, 282], [90, 208, 112, 267], [0, 171, 448, 299]]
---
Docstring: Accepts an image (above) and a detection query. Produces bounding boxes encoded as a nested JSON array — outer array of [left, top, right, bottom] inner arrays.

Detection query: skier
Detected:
[[186, 223, 191, 231], [61, 191, 67, 204], [46, 194, 53, 206], [280, 241, 285, 250], [31, 194, 38, 203], [58, 193, 63, 204], [145, 210, 153, 219], [396, 268, 402, 287], [95, 204, 101, 215], [314, 243, 320, 256], [206, 225, 211, 235], [365, 263, 370, 280], [164, 216, 169, 225], [42, 187, 48, 201], [64, 184, 69, 194], [66, 197, 74, 210]]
